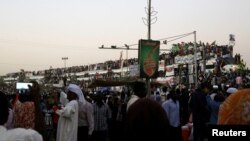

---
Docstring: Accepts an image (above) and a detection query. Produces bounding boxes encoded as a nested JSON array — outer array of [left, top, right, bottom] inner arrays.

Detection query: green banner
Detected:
[[139, 39, 160, 78]]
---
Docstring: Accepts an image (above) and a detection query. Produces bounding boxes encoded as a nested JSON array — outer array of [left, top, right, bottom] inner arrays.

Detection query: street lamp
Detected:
[[62, 57, 68, 69]]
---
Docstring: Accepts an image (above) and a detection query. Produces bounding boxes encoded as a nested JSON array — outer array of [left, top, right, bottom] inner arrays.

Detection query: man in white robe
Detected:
[[56, 84, 81, 141]]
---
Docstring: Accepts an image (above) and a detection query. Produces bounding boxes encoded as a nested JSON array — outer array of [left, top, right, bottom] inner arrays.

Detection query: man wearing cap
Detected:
[[56, 84, 80, 141]]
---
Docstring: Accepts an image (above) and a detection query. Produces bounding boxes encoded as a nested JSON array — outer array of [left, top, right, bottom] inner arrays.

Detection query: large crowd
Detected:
[[1, 64, 250, 141], [1, 44, 250, 141]]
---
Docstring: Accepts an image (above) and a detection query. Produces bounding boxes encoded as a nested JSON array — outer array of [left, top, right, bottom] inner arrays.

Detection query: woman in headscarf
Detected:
[[13, 81, 46, 139], [0, 91, 43, 141]]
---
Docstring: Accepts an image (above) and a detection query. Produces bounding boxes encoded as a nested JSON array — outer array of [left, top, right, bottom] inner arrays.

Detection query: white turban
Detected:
[[226, 87, 238, 94], [66, 84, 85, 104]]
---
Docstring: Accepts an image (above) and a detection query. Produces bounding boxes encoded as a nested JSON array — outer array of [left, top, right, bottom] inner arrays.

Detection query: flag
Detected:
[[211, 41, 216, 46], [229, 34, 235, 41]]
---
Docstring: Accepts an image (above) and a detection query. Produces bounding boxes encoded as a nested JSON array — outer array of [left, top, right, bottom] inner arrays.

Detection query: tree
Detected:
[[236, 59, 247, 75]]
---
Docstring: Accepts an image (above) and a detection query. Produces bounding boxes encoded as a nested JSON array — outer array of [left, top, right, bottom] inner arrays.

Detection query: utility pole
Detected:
[[141, 0, 158, 97], [148, 0, 151, 40], [194, 31, 198, 88], [146, 0, 151, 97], [143, 0, 157, 40], [125, 44, 129, 76], [61, 57, 68, 85], [203, 44, 206, 73]]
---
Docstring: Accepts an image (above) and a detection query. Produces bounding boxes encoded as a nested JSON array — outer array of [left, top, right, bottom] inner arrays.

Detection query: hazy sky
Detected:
[[0, 0, 250, 75]]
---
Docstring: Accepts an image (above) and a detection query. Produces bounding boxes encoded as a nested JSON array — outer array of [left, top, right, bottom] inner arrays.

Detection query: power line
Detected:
[[165, 32, 194, 43], [100, 31, 194, 49], [158, 31, 194, 41]]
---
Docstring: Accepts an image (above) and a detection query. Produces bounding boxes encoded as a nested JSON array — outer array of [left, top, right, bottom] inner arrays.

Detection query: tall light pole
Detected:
[[143, 0, 158, 40], [148, 0, 151, 39], [142, 0, 158, 97], [62, 57, 68, 69], [147, 0, 151, 97]]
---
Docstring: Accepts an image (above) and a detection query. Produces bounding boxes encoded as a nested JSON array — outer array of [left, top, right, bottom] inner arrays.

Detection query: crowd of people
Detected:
[[1, 69, 250, 141], [2, 58, 138, 83]]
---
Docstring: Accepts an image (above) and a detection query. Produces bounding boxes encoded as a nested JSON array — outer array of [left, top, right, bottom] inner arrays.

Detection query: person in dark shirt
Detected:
[[189, 81, 211, 141], [126, 98, 170, 141]]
